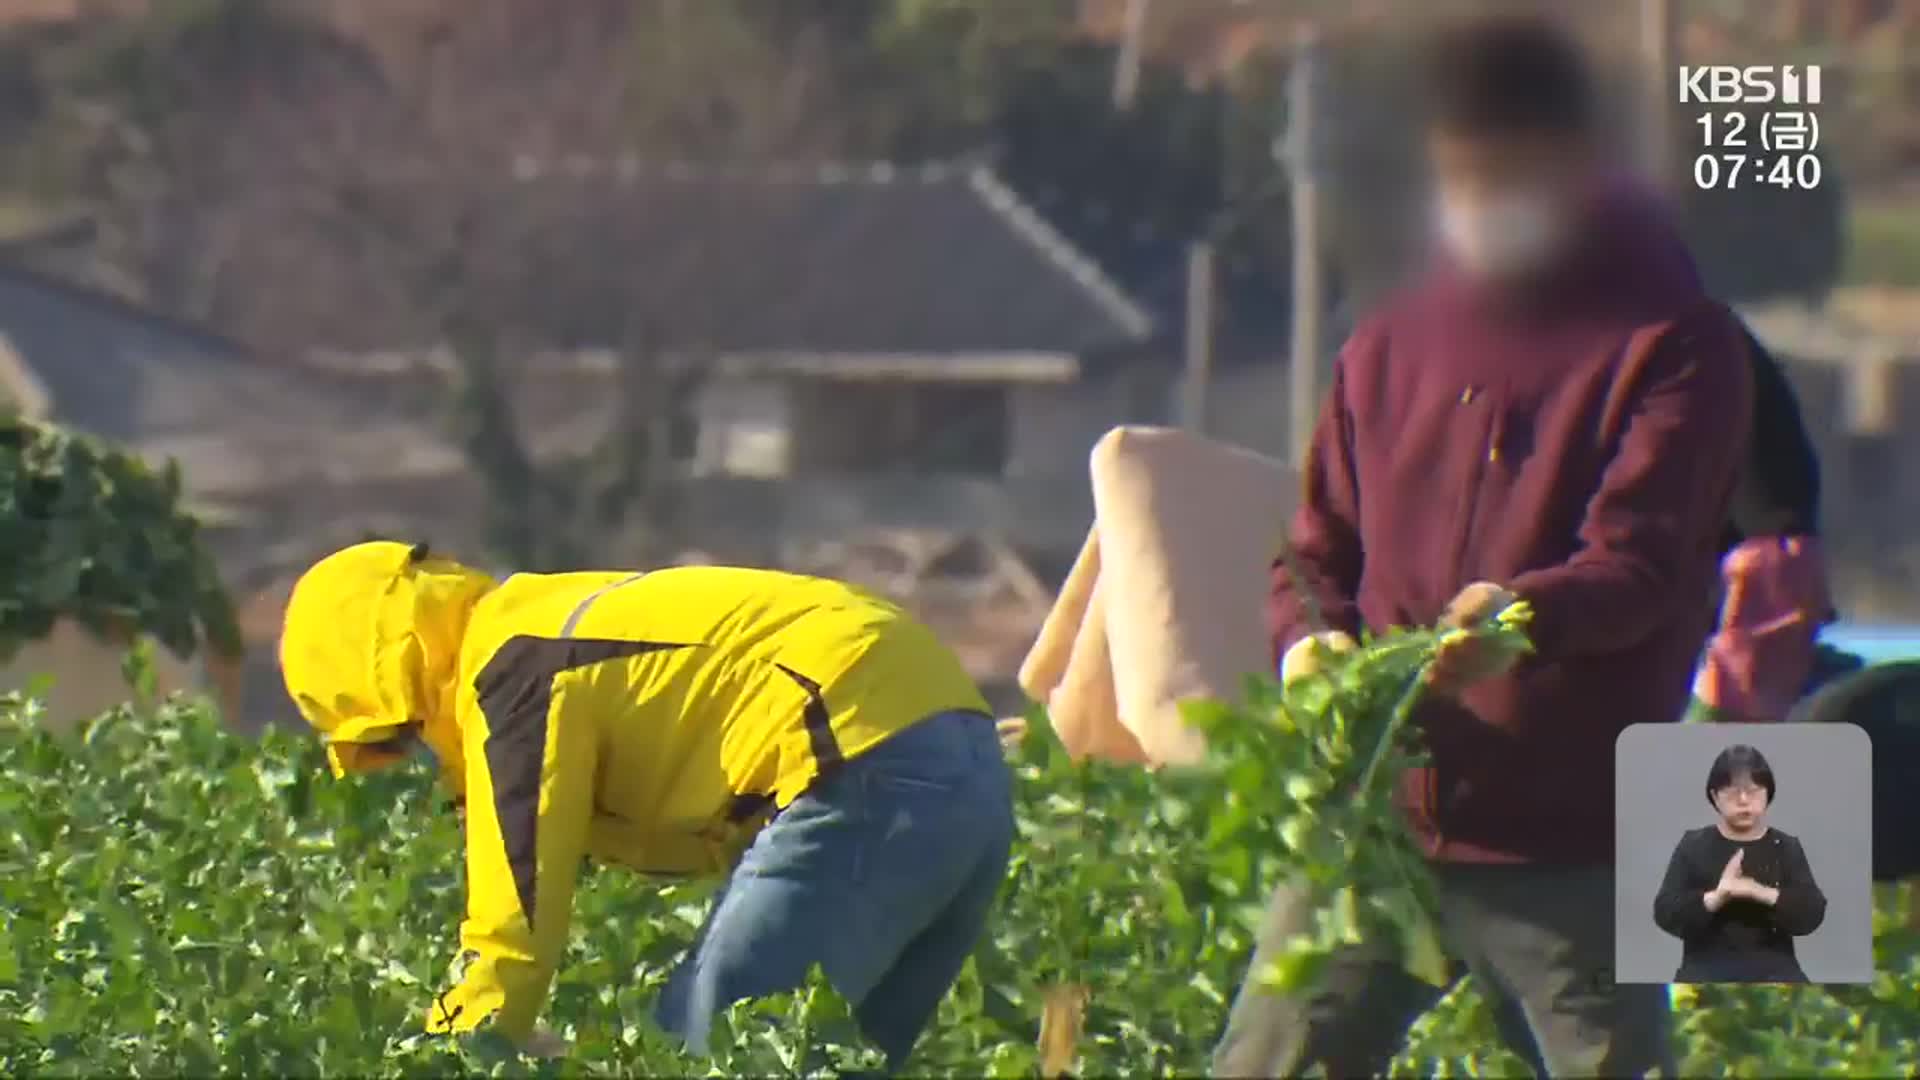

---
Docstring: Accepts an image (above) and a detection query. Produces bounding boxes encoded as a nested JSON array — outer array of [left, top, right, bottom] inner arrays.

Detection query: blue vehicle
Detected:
[[1820, 622, 1920, 667], [1798, 623, 1920, 881]]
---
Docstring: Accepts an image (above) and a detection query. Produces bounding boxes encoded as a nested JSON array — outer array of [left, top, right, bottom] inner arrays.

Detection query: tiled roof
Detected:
[[0, 262, 463, 495], [440, 159, 1157, 366]]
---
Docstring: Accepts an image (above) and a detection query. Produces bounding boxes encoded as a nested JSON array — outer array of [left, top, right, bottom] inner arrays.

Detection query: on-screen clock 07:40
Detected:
[[1692, 152, 1822, 191]]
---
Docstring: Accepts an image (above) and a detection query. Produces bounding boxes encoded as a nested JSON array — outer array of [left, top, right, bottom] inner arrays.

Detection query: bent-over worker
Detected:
[[278, 541, 1013, 1071]]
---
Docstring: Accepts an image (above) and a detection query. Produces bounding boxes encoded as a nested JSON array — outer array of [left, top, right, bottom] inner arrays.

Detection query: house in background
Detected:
[[275, 156, 1319, 559], [0, 159, 1279, 727], [520, 159, 1322, 544], [294, 160, 1196, 552], [0, 159, 1310, 726], [586, 161, 1165, 489], [0, 255, 469, 729]]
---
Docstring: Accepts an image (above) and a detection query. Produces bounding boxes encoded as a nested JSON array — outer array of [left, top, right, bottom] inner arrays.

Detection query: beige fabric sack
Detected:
[[1018, 426, 1295, 767]]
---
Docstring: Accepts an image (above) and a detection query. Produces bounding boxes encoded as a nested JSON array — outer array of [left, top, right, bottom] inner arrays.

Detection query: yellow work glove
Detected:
[[1429, 581, 1524, 694], [997, 716, 1028, 754], [1280, 630, 1359, 686], [1440, 581, 1518, 630]]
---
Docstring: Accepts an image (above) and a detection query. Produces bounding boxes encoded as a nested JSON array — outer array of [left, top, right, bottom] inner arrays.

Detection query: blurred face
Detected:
[[1426, 128, 1593, 280], [1712, 774, 1771, 833]]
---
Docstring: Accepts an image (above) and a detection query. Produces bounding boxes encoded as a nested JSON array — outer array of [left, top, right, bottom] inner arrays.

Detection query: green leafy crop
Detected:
[[1178, 603, 1536, 1001], [3, 644, 1918, 1075]]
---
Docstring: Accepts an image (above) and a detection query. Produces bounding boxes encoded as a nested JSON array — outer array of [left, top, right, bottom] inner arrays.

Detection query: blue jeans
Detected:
[[653, 709, 1015, 1069]]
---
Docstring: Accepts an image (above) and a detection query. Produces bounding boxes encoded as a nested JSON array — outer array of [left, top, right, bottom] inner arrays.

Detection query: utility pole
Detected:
[[1112, 0, 1152, 110], [1181, 240, 1216, 433], [1639, 0, 1678, 189], [1284, 24, 1327, 469]]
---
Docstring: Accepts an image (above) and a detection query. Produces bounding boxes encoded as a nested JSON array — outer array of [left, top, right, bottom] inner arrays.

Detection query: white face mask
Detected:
[[1435, 190, 1568, 278]]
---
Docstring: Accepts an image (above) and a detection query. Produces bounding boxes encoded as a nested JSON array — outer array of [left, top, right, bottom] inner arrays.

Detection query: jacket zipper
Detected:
[[1434, 383, 1505, 849], [1447, 386, 1501, 586]]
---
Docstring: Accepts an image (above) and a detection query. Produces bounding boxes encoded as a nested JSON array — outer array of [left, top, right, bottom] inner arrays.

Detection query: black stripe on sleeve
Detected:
[[473, 635, 690, 923]]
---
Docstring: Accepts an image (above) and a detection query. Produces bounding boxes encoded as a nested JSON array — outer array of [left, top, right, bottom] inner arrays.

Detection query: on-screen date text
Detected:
[[1692, 110, 1823, 190]]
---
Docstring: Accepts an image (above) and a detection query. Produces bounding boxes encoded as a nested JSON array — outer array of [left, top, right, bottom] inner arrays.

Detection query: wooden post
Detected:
[[1111, 0, 1152, 111], [1286, 24, 1327, 469], [1639, 0, 1678, 188], [1181, 240, 1215, 434]]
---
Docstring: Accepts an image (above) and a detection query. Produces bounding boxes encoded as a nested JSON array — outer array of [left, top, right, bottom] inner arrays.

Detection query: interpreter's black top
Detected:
[[1652, 826, 1827, 983]]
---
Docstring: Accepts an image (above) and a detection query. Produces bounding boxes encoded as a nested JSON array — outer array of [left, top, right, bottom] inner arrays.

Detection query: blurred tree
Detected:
[[615, 0, 866, 160], [986, 40, 1293, 343], [854, 0, 1082, 153], [794, 0, 1296, 348], [0, 411, 241, 670], [2, 0, 845, 570]]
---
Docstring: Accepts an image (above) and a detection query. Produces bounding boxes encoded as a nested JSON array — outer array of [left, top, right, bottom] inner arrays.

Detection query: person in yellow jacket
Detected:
[[278, 541, 1014, 1070]]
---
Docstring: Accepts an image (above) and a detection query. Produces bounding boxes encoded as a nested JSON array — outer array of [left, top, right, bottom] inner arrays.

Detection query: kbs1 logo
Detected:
[[1678, 65, 1823, 105]]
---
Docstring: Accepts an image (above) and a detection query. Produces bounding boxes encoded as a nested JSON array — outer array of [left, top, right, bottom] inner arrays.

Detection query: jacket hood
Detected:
[[279, 541, 496, 786], [1581, 173, 1705, 297]]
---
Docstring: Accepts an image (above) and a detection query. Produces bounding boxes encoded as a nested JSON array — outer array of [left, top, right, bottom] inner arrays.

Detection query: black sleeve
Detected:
[[1771, 834, 1828, 936], [1653, 833, 1716, 940], [1728, 326, 1821, 544]]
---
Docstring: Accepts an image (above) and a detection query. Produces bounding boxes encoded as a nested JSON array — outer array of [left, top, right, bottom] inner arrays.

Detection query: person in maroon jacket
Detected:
[[1214, 16, 1752, 1080]]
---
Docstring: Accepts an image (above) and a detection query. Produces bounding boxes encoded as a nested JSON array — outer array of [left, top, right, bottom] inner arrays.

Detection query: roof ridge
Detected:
[[0, 260, 255, 358], [499, 154, 1156, 348], [961, 166, 1155, 341], [508, 154, 971, 185]]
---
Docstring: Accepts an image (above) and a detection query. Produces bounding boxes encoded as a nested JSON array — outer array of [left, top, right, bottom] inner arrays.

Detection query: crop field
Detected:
[[4, 691, 1920, 1077]]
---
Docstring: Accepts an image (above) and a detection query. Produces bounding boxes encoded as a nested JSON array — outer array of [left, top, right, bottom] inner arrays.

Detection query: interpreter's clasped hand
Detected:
[[1704, 849, 1773, 910], [1703, 849, 1743, 912], [1717, 848, 1746, 892]]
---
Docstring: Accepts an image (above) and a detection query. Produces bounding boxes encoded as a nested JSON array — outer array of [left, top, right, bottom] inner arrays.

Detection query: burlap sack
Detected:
[[1018, 426, 1294, 767]]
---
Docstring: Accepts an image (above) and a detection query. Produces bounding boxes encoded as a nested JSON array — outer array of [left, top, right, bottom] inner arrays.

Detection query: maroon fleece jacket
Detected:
[[1272, 186, 1754, 865]]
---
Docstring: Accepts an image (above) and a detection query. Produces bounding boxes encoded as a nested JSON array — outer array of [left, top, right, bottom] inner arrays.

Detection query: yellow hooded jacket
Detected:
[[279, 544, 989, 1041]]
